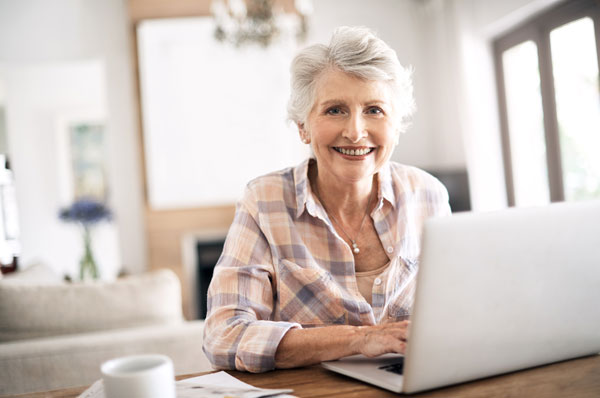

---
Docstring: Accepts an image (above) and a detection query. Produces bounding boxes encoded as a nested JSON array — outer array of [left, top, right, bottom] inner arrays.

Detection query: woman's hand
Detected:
[[353, 321, 410, 357], [275, 321, 410, 369]]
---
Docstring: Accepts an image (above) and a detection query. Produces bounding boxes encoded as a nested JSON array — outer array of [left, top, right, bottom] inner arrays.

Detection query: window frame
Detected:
[[493, 0, 600, 206]]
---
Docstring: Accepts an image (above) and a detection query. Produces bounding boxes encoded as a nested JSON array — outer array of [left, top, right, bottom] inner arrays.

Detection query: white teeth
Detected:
[[337, 147, 372, 156]]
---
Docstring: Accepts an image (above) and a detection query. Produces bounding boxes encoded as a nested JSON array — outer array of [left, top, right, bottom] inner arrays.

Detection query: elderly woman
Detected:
[[203, 26, 450, 372]]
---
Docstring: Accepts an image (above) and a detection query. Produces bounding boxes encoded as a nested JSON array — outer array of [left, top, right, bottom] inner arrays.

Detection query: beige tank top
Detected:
[[355, 262, 390, 305]]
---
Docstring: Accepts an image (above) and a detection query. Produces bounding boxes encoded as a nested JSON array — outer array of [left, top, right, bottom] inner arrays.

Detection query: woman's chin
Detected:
[[314, 152, 384, 184]]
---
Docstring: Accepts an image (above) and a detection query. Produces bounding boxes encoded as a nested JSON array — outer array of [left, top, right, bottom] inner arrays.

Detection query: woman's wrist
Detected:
[[275, 324, 366, 368], [349, 325, 369, 356]]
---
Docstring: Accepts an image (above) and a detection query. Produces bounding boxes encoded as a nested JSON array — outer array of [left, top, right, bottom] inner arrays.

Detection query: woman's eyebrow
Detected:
[[319, 99, 345, 107], [364, 100, 388, 106], [319, 99, 387, 107]]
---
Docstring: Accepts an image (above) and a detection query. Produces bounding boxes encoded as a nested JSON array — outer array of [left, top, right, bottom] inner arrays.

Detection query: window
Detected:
[[494, 0, 600, 206]]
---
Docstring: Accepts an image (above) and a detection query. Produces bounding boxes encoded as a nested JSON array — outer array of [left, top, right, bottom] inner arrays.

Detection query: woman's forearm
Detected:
[[274, 321, 409, 369], [274, 325, 363, 368]]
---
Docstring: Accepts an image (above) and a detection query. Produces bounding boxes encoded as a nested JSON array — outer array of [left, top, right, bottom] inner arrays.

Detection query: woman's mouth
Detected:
[[333, 147, 375, 156]]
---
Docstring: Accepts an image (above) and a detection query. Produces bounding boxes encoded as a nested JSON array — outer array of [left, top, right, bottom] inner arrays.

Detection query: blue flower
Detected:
[[59, 198, 112, 225]]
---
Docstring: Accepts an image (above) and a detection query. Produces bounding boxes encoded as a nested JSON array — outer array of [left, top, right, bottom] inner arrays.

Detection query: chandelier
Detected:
[[210, 0, 313, 46]]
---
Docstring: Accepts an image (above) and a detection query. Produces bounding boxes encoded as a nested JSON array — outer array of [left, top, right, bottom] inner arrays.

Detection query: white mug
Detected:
[[101, 354, 175, 398]]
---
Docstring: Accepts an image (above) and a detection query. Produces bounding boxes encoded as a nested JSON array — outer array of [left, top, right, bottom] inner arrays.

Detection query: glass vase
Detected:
[[80, 226, 99, 280]]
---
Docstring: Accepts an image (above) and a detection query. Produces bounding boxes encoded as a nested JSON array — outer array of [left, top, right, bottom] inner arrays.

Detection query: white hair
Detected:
[[287, 26, 416, 132]]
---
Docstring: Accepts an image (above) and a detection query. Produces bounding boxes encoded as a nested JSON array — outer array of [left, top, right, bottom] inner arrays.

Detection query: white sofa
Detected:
[[0, 266, 212, 396]]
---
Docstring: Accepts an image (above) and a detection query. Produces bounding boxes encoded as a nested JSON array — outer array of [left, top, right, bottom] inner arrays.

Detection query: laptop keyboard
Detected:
[[378, 357, 405, 375]]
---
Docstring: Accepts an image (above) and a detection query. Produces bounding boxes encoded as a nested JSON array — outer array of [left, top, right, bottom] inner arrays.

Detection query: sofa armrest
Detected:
[[0, 320, 211, 396]]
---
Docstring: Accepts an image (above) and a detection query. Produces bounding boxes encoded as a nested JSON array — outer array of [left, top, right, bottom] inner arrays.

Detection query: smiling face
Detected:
[[299, 68, 400, 185]]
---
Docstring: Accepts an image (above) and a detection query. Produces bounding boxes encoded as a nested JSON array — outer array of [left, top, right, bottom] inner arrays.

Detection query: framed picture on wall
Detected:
[[56, 113, 108, 204]]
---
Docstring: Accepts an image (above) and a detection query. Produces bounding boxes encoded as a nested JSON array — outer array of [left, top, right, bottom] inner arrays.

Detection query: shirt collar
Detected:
[[377, 161, 397, 210], [293, 158, 312, 219]]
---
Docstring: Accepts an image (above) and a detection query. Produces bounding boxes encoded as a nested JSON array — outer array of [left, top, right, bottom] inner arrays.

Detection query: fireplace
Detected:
[[182, 229, 228, 319]]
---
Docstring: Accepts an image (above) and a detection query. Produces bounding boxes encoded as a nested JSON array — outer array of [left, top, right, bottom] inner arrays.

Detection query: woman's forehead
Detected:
[[313, 68, 394, 106]]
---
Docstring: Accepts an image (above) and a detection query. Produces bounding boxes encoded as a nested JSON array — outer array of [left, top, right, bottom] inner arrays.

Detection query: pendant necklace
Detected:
[[314, 183, 374, 255]]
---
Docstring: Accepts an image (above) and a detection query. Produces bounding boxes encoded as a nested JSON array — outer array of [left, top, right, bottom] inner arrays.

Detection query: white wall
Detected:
[[0, 0, 146, 275]]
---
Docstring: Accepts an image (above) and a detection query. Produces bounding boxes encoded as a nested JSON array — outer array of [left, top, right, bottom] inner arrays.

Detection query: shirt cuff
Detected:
[[235, 320, 301, 372]]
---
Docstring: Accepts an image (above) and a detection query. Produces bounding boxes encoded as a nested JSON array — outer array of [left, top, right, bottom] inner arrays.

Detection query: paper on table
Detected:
[[177, 371, 296, 398], [178, 371, 256, 389], [76, 371, 296, 398], [76, 379, 103, 398]]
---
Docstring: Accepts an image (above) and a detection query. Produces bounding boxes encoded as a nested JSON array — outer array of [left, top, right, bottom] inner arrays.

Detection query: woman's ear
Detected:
[[297, 122, 310, 144]]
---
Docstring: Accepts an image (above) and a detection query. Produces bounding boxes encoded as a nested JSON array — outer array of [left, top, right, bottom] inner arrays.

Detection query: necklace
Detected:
[[314, 183, 374, 255]]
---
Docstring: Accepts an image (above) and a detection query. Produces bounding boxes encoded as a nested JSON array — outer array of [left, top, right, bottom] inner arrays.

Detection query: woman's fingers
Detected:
[[358, 321, 411, 357], [380, 320, 410, 340]]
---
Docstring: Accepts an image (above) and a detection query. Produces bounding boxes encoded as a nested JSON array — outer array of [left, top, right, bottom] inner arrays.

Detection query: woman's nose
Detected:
[[343, 113, 368, 143]]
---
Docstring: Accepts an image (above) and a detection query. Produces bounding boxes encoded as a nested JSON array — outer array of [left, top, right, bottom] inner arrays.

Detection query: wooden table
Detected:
[[12, 354, 600, 398]]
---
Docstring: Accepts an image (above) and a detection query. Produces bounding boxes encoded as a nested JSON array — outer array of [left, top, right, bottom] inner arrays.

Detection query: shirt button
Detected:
[[374, 278, 382, 286], [386, 246, 394, 253]]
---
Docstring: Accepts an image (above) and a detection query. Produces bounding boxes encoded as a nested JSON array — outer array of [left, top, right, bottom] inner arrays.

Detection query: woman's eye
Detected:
[[367, 107, 383, 115], [326, 107, 342, 115]]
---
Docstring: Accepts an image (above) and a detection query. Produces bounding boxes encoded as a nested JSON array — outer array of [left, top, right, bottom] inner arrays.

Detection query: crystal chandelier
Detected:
[[210, 0, 313, 46]]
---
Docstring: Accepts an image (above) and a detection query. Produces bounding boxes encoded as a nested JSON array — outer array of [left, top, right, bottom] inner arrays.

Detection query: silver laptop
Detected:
[[322, 200, 600, 393]]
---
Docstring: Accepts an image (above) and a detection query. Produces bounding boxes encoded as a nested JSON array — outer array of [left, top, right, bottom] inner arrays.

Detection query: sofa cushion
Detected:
[[0, 269, 184, 342]]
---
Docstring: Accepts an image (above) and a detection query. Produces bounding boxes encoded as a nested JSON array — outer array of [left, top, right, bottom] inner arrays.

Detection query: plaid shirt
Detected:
[[203, 158, 451, 372]]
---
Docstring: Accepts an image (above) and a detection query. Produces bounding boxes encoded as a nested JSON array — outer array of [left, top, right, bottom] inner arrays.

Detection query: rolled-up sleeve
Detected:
[[202, 190, 300, 372]]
